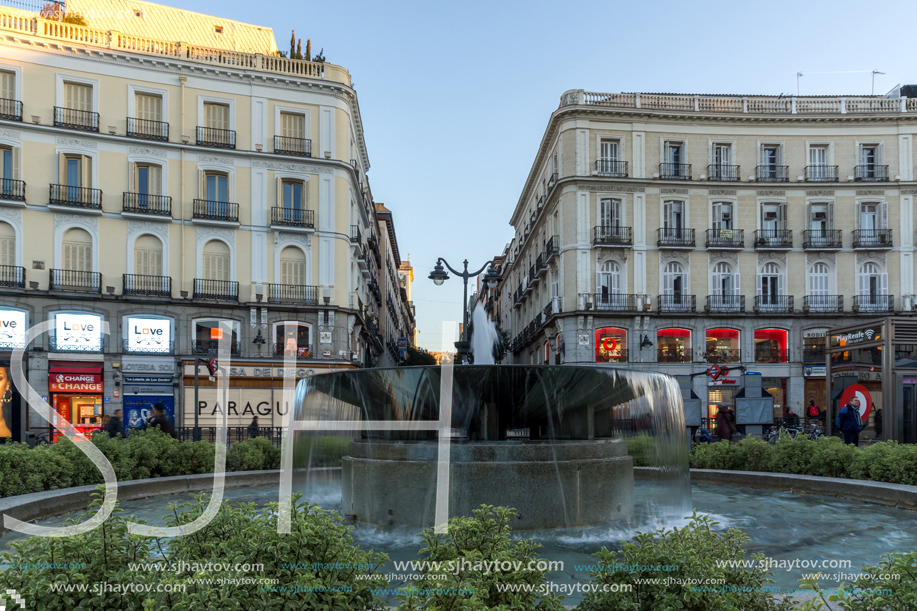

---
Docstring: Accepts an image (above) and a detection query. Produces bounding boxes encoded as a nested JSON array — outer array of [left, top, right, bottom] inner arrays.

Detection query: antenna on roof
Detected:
[[872, 70, 885, 95]]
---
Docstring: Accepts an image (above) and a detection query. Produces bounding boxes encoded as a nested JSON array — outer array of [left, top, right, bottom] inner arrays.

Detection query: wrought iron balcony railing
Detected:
[[805, 165, 838, 182], [756, 165, 789, 182], [49, 184, 102, 210], [191, 339, 241, 356], [593, 226, 633, 246], [544, 235, 559, 260], [0, 265, 25, 288], [265, 283, 319, 305], [853, 294, 894, 312], [755, 295, 794, 313], [192, 278, 239, 301], [126, 117, 169, 141], [706, 294, 745, 313], [350, 225, 362, 244], [753, 229, 792, 249], [123, 192, 171, 217], [49, 333, 102, 352], [594, 293, 644, 312], [705, 349, 741, 363], [705, 228, 743, 248], [659, 162, 691, 180], [196, 125, 236, 149], [0, 178, 25, 202], [192, 199, 239, 222], [657, 294, 696, 313], [657, 227, 695, 247], [803, 230, 842, 249], [755, 349, 791, 364], [0, 98, 22, 122], [657, 350, 692, 363], [272, 342, 311, 358], [271, 207, 314, 228], [54, 106, 99, 132], [804, 295, 843, 313], [854, 164, 889, 181], [852, 229, 892, 249], [273, 135, 311, 157], [595, 159, 628, 177], [122, 337, 174, 355], [49, 269, 101, 293], [547, 171, 558, 190], [707, 164, 740, 181], [123, 274, 171, 297]]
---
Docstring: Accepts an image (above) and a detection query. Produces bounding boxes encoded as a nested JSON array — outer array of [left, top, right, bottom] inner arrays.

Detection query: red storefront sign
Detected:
[[49, 373, 103, 393]]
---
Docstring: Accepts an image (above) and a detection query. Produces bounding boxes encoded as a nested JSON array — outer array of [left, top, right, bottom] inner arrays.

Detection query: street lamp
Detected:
[[429, 257, 500, 361]]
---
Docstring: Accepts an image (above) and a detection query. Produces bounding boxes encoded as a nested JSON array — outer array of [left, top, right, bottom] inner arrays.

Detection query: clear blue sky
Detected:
[[165, 0, 917, 351]]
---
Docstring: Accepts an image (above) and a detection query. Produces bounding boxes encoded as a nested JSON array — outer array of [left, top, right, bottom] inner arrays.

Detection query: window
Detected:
[[63, 82, 92, 112], [596, 261, 621, 308], [62, 227, 92, 272], [0, 70, 14, 101], [759, 202, 786, 243], [281, 180, 304, 210], [662, 141, 686, 177], [204, 102, 229, 130], [275, 323, 310, 358], [803, 331, 827, 363], [808, 144, 831, 180], [759, 144, 783, 180], [202, 240, 230, 281], [711, 262, 738, 296], [858, 262, 887, 304], [712, 201, 733, 231], [0, 221, 14, 266], [280, 112, 305, 139], [214, 25, 223, 34], [754, 328, 788, 363], [807, 202, 833, 244], [133, 235, 163, 276], [595, 327, 626, 363], [598, 139, 622, 175], [664, 141, 683, 165], [599, 198, 622, 235], [134, 163, 162, 197], [279, 246, 306, 285], [857, 144, 884, 179], [711, 143, 733, 179], [706, 328, 739, 362], [808, 262, 830, 299], [657, 328, 691, 363], [0, 146, 17, 197], [204, 172, 229, 215], [663, 200, 684, 233], [135, 93, 162, 123], [663, 261, 686, 298], [859, 144, 878, 168], [757, 262, 783, 309], [193, 319, 239, 354]]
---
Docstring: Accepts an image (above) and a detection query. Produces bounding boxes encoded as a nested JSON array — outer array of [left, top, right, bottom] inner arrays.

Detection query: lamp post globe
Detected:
[[428, 261, 448, 286]]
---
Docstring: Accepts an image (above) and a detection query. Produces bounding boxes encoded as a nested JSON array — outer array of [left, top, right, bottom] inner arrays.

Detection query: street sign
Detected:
[[745, 371, 761, 375]]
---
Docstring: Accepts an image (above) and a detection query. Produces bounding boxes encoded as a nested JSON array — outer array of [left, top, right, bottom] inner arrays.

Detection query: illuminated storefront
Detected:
[[49, 362, 103, 440], [595, 328, 627, 363], [657, 328, 691, 363], [705, 328, 740, 363], [754, 328, 788, 363]]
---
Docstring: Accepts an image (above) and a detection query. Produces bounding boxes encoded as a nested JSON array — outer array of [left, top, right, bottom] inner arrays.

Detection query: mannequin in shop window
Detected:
[[0, 367, 11, 439]]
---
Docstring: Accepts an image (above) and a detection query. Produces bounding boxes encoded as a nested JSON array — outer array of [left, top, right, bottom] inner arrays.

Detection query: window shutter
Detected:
[[276, 176, 283, 209], [663, 201, 671, 231], [777, 271, 783, 296], [827, 202, 835, 230], [879, 201, 889, 229], [202, 253, 211, 280], [779, 202, 787, 229], [58, 152, 67, 185], [81, 155, 92, 189], [199, 170, 206, 199], [880, 273, 888, 295], [0, 71, 14, 100], [734, 270, 740, 295], [756, 273, 763, 296], [858, 270, 868, 296], [712, 269, 721, 296], [9, 146, 18, 182], [149, 164, 161, 196]]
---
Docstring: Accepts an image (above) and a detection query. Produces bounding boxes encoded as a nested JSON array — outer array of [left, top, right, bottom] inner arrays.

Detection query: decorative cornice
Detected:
[[855, 189, 884, 196], [56, 136, 97, 150], [53, 212, 98, 235], [0, 128, 20, 140], [757, 252, 787, 267], [198, 154, 234, 167], [855, 251, 887, 267], [252, 160, 333, 175], [902, 189, 917, 195], [196, 226, 236, 247], [661, 250, 690, 267], [806, 252, 836, 267], [661, 188, 689, 195], [709, 251, 738, 267], [0, 207, 22, 226], [274, 232, 310, 250], [128, 146, 167, 158], [757, 190, 785, 196], [806, 190, 834, 197], [126, 220, 169, 243], [709, 189, 736, 196]]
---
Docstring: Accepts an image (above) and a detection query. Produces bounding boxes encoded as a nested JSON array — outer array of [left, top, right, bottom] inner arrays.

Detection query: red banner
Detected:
[[49, 373, 103, 393]]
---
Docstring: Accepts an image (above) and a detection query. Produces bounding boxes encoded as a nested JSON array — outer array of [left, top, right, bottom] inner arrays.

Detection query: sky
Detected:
[[160, 0, 917, 352]]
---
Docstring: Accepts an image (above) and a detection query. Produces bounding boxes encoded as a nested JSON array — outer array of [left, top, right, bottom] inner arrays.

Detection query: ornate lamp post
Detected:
[[429, 258, 500, 362]]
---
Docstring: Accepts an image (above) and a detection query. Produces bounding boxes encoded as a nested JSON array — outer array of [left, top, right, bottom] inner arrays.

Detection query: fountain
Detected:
[[470, 303, 499, 365]]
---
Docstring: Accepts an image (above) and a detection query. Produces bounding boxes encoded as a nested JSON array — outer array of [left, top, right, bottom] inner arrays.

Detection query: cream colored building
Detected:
[[375, 203, 415, 365], [497, 88, 917, 437], [0, 0, 390, 440]]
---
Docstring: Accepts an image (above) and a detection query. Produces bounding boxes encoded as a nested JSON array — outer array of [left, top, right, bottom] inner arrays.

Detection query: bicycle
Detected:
[[766, 425, 800, 445]]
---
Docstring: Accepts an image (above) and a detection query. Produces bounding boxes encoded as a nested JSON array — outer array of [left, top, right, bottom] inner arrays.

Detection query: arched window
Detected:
[[662, 262, 689, 311], [712, 262, 738, 296], [279, 246, 307, 286], [0, 221, 14, 266], [705, 328, 739, 363], [202, 240, 230, 281], [134, 235, 163, 276], [657, 328, 691, 363], [757, 262, 783, 310], [596, 261, 621, 310], [274, 322, 311, 358], [754, 328, 788, 363], [596, 327, 627, 363], [62, 227, 92, 272], [858, 262, 888, 311]]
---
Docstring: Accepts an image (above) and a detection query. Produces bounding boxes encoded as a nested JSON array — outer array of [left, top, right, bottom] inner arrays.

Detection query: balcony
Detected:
[[49, 333, 102, 353], [0, 98, 21, 122], [657, 350, 692, 363], [522, 276, 533, 295], [755, 349, 791, 364], [852, 229, 892, 249], [547, 171, 558, 190], [705, 349, 741, 363], [854, 294, 894, 313], [49, 184, 102, 212], [805, 165, 838, 182], [543, 297, 562, 319], [0, 178, 25, 203], [855, 164, 889, 182], [659, 162, 691, 180], [122, 337, 173, 355], [265, 283, 319, 305], [271, 207, 314, 230], [273, 135, 311, 157], [803, 349, 826, 364], [0, 264, 24, 290], [193, 278, 239, 301], [804, 295, 843, 313], [593, 226, 633, 247], [593, 293, 647, 312], [54, 106, 99, 132], [544, 235, 559, 261], [192, 199, 239, 223], [594, 159, 628, 177], [755, 295, 794, 313], [756, 165, 789, 182], [196, 126, 236, 149], [49, 269, 101, 293], [534, 254, 546, 278], [803, 230, 842, 250], [126, 117, 169, 142], [122, 192, 171, 218], [753, 229, 792, 249], [657, 294, 696, 313], [350, 225, 362, 245], [272, 343, 311, 358], [707, 164, 740, 181], [705, 228, 744, 249], [528, 264, 539, 286], [357, 247, 370, 277], [122, 274, 171, 297], [657, 228, 695, 248], [706, 295, 745, 313], [192, 339, 241, 357]]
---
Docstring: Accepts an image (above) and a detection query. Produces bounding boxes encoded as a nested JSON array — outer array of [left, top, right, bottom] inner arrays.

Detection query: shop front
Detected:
[[595, 327, 627, 363], [0, 306, 28, 442], [121, 356, 176, 431], [803, 329, 828, 421], [49, 361, 103, 440]]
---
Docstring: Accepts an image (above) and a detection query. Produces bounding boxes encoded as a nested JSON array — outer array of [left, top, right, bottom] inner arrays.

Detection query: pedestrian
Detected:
[[837, 396, 863, 446], [806, 399, 822, 424], [875, 408, 883, 437], [146, 403, 178, 439], [714, 406, 737, 442], [105, 409, 126, 439], [783, 406, 799, 427], [248, 416, 259, 439]]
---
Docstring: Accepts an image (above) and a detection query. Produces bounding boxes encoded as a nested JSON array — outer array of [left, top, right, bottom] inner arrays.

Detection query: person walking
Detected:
[[247, 416, 259, 439], [806, 399, 823, 424], [146, 403, 177, 439], [875, 408, 883, 438], [714, 406, 738, 442], [105, 409, 126, 439], [837, 396, 863, 446]]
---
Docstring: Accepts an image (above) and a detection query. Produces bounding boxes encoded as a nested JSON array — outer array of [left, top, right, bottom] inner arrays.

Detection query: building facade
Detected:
[[375, 203, 415, 365], [496, 88, 917, 437], [0, 0, 392, 441]]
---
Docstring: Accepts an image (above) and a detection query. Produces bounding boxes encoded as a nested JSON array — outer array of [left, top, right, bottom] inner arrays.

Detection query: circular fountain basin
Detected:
[[341, 439, 634, 529]]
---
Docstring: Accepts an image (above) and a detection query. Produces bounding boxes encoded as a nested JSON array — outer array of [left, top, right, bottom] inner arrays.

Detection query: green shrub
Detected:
[[769, 435, 816, 475], [737, 436, 774, 472], [395, 505, 564, 611], [795, 552, 917, 611], [577, 511, 792, 611], [226, 436, 280, 472], [806, 436, 857, 479], [688, 439, 745, 470], [292, 434, 351, 468]]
